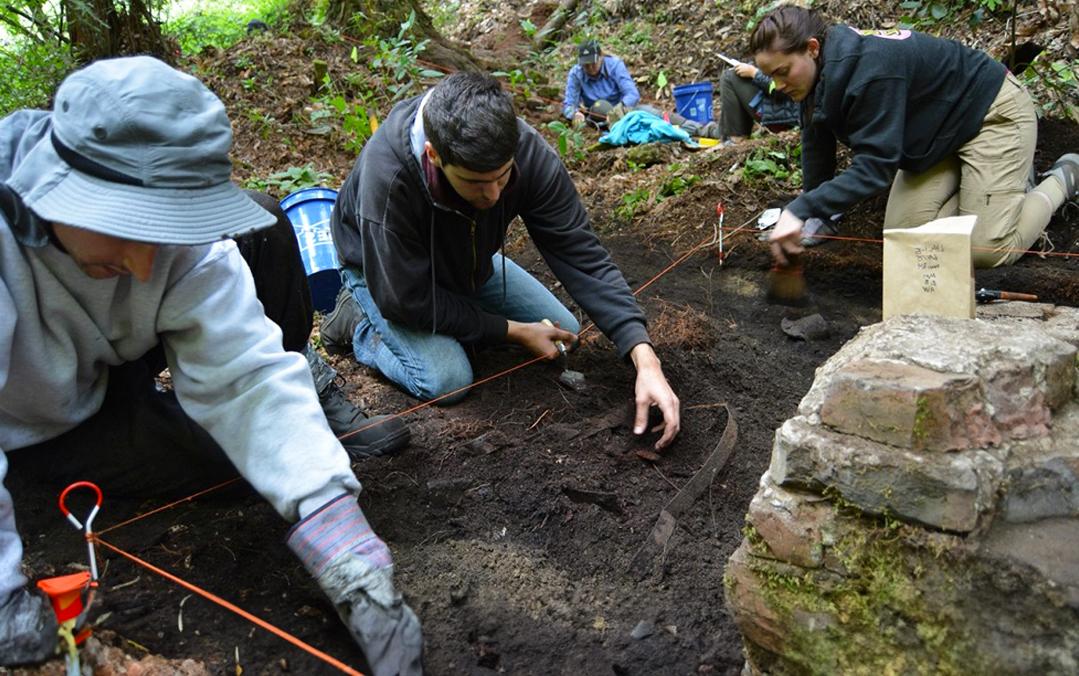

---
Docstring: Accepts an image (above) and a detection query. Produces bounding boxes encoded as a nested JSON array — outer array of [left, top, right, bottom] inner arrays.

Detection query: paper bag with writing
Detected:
[[882, 215, 976, 320]]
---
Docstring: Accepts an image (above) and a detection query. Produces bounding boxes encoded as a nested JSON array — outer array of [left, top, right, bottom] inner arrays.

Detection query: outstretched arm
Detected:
[[563, 66, 584, 120]]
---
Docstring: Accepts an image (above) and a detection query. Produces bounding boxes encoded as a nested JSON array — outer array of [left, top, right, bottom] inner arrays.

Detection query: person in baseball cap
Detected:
[[0, 56, 420, 674], [563, 39, 641, 125]]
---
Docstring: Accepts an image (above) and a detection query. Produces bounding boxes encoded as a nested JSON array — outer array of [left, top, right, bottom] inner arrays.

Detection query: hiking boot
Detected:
[[1045, 153, 1079, 202], [320, 287, 363, 356], [320, 381, 410, 459]]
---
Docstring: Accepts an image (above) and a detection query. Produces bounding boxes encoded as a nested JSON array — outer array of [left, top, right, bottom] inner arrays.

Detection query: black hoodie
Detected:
[[788, 25, 1006, 221], [331, 93, 649, 356]]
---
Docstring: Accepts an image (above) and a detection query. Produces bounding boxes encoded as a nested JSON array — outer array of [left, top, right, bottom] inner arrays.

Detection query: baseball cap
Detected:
[[578, 40, 601, 65], [7, 56, 275, 245]]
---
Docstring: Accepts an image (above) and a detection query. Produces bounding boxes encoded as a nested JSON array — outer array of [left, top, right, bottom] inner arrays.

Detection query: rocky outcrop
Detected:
[[725, 304, 1079, 674]]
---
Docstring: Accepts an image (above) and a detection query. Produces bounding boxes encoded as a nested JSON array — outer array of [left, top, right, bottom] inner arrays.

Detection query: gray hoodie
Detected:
[[0, 110, 358, 601]]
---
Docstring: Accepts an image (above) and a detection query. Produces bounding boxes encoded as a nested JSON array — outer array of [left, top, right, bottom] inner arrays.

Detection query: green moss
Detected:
[[912, 394, 932, 445], [744, 506, 983, 675]]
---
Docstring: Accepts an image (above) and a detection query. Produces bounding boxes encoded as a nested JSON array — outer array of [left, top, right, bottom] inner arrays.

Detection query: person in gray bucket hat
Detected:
[[0, 57, 422, 674]]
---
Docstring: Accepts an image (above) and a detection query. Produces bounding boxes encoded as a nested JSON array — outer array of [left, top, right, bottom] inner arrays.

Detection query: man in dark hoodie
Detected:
[[325, 71, 680, 450]]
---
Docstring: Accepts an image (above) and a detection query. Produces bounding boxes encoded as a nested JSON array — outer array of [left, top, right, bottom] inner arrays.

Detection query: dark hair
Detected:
[[422, 72, 520, 172], [749, 5, 829, 55]]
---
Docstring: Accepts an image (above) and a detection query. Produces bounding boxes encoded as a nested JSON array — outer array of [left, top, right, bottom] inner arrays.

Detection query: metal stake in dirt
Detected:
[[36, 482, 104, 676]]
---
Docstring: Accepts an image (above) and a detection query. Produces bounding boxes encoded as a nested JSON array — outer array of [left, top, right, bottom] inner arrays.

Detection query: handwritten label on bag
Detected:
[[883, 215, 976, 320]]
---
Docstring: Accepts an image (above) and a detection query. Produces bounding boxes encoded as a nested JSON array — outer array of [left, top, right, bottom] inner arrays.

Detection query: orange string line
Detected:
[[97, 478, 242, 535], [720, 225, 1076, 258], [93, 535, 365, 676], [337, 232, 718, 444], [87, 230, 718, 669]]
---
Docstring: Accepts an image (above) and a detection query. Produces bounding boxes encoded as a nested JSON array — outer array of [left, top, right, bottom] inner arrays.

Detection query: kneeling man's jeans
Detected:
[[342, 255, 580, 404]]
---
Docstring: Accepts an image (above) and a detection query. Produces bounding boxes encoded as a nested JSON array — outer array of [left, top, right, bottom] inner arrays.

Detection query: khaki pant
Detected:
[[883, 72, 1051, 268]]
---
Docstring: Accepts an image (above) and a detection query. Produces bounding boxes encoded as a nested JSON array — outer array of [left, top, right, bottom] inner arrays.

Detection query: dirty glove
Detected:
[[287, 494, 423, 676], [0, 587, 59, 666]]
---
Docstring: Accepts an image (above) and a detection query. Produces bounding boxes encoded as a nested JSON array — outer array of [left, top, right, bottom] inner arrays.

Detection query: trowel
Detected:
[[541, 319, 586, 391], [765, 251, 809, 307]]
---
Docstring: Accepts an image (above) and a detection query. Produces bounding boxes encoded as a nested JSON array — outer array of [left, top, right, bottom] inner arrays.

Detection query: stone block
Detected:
[[982, 517, 1079, 609], [797, 315, 1076, 444], [771, 417, 1003, 532], [818, 358, 998, 452], [1003, 402, 1079, 523], [724, 541, 788, 656], [746, 474, 836, 569]]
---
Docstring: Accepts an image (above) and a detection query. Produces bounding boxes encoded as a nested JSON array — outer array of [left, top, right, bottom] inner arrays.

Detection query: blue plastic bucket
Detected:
[[672, 81, 714, 124], [280, 187, 341, 313]]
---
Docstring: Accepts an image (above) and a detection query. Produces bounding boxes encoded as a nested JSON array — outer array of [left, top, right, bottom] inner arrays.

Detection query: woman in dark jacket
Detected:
[[752, 5, 1077, 268]]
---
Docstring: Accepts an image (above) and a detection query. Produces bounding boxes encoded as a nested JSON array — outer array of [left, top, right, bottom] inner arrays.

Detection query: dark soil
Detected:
[[9, 2, 1079, 675]]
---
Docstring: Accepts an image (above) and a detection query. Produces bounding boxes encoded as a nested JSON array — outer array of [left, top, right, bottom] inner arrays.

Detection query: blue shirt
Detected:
[[562, 55, 640, 119]]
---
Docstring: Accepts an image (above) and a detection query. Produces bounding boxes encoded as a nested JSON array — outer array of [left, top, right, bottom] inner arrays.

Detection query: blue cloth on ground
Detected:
[[599, 110, 692, 146]]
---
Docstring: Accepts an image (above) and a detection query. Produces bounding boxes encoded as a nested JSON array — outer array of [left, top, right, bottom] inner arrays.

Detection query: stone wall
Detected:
[[724, 304, 1079, 675]]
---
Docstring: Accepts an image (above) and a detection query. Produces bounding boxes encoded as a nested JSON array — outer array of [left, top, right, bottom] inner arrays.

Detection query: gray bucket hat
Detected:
[[6, 56, 274, 245]]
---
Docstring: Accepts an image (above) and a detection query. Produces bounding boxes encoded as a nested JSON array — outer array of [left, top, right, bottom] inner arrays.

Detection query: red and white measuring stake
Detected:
[[715, 202, 726, 262]]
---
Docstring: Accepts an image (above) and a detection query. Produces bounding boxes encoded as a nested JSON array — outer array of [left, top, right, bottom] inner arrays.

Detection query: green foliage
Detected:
[[164, 0, 291, 56], [654, 70, 670, 100], [616, 163, 699, 222], [657, 163, 699, 198], [428, 0, 461, 31], [245, 164, 333, 194], [492, 67, 547, 100], [311, 68, 376, 154], [519, 18, 537, 39], [743, 0, 787, 31], [616, 187, 651, 221], [898, 0, 1007, 28], [1021, 56, 1079, 123], [364, 10, 436, 101], [742, 142, 802, 187], [546, 120, 587, 162], [0, 39, 73, 115]]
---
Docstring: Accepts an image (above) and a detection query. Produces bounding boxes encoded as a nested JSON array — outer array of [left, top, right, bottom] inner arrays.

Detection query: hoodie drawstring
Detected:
[[430, 211, 437, 334]]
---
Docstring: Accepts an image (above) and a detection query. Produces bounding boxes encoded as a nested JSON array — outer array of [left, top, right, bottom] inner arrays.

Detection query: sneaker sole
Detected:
[[321, 341, 353, 357], [341, 425, 411, 460]]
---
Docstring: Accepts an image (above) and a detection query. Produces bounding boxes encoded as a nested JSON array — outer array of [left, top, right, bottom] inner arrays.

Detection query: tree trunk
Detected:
[[532, 0, 580, 51], [63, 0, 174, 64], [324, 0, 482, 72]]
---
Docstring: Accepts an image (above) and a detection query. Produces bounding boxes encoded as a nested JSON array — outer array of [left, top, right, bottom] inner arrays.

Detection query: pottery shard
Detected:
[[819, 359, 999, 452]]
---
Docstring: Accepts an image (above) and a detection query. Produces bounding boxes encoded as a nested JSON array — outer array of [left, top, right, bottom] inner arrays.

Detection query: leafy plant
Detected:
[[311, 71, 376, 155], [546, 120, 587, 162], [0, 39, 72, 115], [743, 144, 802, 186], [616, 187, 651, 221], [519, 18, 537, 39], [1021, 57, 1079, 123], [898, 0, 1007, 28], [246, 164, 333, 194], [654, 70, 670, 100], [659, 172, 700, 198], [364, 10, 440, 101], [744, 0, 787, 31]]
